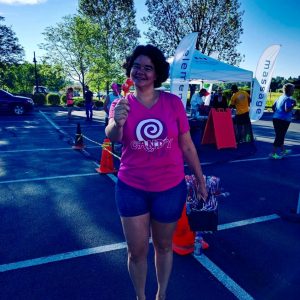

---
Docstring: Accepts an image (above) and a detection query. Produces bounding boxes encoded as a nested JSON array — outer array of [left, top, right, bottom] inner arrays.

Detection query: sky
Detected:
[[0, 0, 299, 79]]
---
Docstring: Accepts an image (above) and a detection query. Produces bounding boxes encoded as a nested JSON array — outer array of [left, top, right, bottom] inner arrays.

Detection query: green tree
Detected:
[[0, 16, 24, 89], [0, 16, 24, 67], [79, 0, 140, 93], [270, 76, 285, 92], [40, 15, 100, 93], [9, 63, 35, 93], [38, 60, 67, 92], [1, 61, 66, 94], [143, 0, 244, 65]]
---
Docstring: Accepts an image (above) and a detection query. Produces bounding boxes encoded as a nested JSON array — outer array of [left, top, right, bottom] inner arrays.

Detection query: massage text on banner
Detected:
[[250, 44, 281, 122], [170, 32, 198, 108]]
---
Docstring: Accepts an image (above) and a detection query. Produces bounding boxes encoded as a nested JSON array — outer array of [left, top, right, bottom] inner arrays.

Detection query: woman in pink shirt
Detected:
[[66, 87, 74, 120], [105, 45, 207, 300]]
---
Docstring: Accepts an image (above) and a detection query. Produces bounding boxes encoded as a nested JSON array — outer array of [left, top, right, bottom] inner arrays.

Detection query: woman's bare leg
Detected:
[[121, 213, 150, 300], [68, 107, 72, 119], [151, 220, 178, 300]]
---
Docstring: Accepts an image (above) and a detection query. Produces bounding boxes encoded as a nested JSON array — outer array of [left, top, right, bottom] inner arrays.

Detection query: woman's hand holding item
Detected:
[[114, 98, 130, 128], [196, 178, 208, 201]]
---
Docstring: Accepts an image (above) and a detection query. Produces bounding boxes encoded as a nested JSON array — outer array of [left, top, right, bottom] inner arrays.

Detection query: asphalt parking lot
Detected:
[[0, 106, 300, 300]]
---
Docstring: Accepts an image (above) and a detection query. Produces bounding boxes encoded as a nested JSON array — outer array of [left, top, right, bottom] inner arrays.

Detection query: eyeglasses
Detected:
[[132, 63, 154, 73]]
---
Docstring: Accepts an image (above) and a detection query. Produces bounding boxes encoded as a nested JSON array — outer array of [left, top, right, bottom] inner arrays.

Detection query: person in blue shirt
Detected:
[[103, 83, 122, 126], [270, 83, 296, 159]]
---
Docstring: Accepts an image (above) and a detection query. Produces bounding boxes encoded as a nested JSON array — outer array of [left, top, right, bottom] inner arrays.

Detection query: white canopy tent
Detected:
[[189, 50, 253, 83], [169, 49, 253, 84]]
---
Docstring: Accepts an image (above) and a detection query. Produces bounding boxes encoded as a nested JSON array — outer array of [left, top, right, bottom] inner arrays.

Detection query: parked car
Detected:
[[73, 90, 80, 97], [0, 89, 34, 115], [33, 86, 48, 95]]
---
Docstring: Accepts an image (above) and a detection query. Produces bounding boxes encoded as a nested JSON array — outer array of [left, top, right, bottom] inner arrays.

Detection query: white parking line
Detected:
[[0, 242, 127, 273], [193, 214, 280, 300], [1, 146, 101, 154], [229, 153, 300, 164], [0, 173, 99, 184], [218, 214, 280, 230], [39, 110, 61, 130], [194, 254, 254, 300], [0, 213, 280, 273], [200, 153, 300, 165]]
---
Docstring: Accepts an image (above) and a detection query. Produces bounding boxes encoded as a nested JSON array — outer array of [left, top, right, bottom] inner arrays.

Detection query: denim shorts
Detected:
[[115, 179, 187, 223]]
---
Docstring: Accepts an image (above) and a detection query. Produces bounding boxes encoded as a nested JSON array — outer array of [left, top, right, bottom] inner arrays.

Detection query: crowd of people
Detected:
[[188, 82, 296, 153]]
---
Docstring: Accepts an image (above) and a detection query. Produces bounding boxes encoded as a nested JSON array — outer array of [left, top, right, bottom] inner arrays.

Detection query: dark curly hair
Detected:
[[123, 45, 170, 88]]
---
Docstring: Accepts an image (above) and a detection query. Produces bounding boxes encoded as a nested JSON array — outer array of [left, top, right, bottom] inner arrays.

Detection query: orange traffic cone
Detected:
[[96, 138, 117, 174], [172, 204, 196, 255], [72, 123, 85, 149]]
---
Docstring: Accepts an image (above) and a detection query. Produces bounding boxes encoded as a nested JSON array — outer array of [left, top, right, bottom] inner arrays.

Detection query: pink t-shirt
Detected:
[[109, 91, 190, 192]]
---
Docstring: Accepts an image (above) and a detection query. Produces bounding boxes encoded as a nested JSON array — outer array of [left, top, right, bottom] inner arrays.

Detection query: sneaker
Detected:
[[269, 153, 283, 160], [280, 149, 292, 156]]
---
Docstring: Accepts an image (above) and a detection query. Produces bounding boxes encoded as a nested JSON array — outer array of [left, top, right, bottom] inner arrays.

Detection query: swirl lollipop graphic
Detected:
[[136, 119, 163, 142]]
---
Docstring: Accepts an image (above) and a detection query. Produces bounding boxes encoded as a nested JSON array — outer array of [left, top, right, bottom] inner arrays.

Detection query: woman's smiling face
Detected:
[[130, 55, 157, 89]]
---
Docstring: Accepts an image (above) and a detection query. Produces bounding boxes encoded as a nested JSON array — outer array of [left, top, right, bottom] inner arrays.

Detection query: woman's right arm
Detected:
[[105, 98, 130, 142], [105, 119, 124, 142]]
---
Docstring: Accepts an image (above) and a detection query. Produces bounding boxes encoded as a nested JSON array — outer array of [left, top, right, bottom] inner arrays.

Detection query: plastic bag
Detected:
[[185, 175, 221, 232]]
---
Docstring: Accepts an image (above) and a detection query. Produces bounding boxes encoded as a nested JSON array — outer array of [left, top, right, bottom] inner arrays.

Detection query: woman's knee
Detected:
[[153, 240, 173, 255], [127, 244, 149, 262]]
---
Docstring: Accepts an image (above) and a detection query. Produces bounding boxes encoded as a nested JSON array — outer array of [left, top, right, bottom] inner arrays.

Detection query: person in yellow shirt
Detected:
[[229, 85, 254, 143]]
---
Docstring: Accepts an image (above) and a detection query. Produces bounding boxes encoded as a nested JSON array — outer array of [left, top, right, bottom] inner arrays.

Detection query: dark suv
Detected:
[[0, 90, 34, 115]]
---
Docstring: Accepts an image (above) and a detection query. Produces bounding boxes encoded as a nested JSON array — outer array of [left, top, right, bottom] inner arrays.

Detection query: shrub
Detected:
[[73, 97, 84, 107], [47, 93, 61, 106], [94, 100, 104, 108], [293, 89, 300, 107], [33, 93, 46, 106], [60, 94, 66, 105], [223, 89, 232, 102]]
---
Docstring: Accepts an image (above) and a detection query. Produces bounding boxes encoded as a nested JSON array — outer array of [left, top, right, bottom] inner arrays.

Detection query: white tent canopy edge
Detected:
[[169, 49, 253, 84]]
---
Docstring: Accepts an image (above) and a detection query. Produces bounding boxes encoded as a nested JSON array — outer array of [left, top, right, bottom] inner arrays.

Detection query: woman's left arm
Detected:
[[285, 98, 296, 112], [179, 131, 208, 200]]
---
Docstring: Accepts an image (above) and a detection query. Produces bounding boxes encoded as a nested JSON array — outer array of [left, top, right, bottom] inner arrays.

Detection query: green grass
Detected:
[[265, 92, 281, 107]]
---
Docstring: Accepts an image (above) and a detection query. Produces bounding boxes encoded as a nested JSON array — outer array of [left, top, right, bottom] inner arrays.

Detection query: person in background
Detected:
[[190, 88, 210, 119], [66, 87, 74, 120], [211, 87, 228, 109], [269, 83, 296, 159], [104, 83, 121, 126], [105, 44, 207, 300], [84, 85, 94, 121], [229, 84, 253, 143]]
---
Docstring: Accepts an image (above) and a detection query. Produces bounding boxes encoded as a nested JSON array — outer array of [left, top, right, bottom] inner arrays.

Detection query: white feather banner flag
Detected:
[[250, 45, 281, 122], [170, 32, 198, 108]]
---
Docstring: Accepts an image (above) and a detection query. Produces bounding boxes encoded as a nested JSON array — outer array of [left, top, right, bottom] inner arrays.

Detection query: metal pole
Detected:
[[33, 51, 39, 93]]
